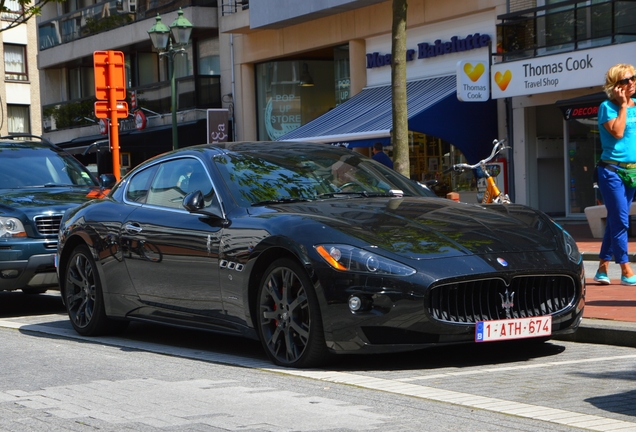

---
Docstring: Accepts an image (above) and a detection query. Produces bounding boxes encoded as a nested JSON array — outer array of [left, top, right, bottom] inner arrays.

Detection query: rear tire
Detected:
[[256, 258, 330, 368], [63, 245, 128, 336]]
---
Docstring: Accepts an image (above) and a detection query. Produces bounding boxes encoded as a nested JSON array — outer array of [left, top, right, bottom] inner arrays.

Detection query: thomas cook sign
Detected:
[[457, 60, 490, 102], [491, 41, 636, 99]]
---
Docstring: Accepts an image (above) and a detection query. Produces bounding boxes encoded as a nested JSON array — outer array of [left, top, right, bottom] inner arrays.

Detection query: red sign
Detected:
[[134, 110, 147, 130], [99, 119, 108, 135]]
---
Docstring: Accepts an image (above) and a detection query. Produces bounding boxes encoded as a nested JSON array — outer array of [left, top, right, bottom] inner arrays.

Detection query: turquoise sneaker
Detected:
[[593, 271, 611, 285], [621, 275, 636, 286]]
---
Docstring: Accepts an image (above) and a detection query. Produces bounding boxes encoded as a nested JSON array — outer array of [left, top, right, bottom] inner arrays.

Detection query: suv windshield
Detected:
[[0, 143, 96, 188]]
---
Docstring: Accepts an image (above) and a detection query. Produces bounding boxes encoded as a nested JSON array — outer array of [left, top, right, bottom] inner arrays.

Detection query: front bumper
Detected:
[[0, 250, 59, 291]]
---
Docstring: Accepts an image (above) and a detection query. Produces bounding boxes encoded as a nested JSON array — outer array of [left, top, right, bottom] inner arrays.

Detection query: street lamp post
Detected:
[[147, 8, 193, 150]]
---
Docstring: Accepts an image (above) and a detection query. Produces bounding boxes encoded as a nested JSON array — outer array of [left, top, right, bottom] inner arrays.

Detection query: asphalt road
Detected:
[[1, 291, 635, 432]]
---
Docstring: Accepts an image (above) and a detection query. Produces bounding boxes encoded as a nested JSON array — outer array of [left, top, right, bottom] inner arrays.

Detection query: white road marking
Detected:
[[395, 354, 636, 382], [2, 318, 636, 432]]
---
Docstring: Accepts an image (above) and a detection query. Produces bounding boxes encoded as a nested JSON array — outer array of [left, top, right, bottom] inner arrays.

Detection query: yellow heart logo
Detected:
[[463, 62, 485, 82], [494, 70, 512, 91]]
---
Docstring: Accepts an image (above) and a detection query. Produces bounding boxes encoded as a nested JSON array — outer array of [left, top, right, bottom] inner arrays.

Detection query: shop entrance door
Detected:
[[564, 116, 602, 217]]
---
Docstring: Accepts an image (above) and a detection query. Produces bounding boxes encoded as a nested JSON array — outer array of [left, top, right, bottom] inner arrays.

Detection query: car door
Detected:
[[121, 157, 224, 317]]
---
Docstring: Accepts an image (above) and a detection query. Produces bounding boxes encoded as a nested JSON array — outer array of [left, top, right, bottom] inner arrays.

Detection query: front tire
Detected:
[[257, 258, 329, 368], [63, 245, 128, 336]]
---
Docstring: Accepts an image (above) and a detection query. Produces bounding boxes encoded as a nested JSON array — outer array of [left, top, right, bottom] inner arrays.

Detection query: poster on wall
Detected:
[[264, 94, 301, 140]]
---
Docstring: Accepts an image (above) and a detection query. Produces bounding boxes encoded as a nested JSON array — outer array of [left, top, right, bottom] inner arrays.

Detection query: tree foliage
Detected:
[[391, 0, 409, 177]]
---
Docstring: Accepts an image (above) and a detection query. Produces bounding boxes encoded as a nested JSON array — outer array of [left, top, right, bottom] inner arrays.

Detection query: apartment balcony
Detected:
[[497, 0, 636, 62], [219, 0, 250, 34], [37, 3, 218, 69], [42, 75, 221, 133]]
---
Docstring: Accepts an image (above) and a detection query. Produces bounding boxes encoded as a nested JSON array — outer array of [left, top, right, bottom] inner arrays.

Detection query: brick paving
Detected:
[[564, 222, 636, 323]]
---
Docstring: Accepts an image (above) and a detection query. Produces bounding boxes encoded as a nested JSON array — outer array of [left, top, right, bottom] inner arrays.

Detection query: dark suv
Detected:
[[0, 136, 106, 294]]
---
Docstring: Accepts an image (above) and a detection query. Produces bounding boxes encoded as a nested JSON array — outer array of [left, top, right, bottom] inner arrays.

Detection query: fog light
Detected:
[[1, 269, 19, 279], [348, 296, 363, 312]]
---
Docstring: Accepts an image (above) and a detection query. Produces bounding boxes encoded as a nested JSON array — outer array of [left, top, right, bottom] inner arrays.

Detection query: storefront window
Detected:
[[406, 132, 485, 200], [566, 116, 602, 214], [256, 60, 335, 141]]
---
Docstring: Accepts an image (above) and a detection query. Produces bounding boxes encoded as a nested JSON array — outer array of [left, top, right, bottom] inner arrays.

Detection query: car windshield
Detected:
[[212, 145, 436, 207], [0, 145, 97, 188]]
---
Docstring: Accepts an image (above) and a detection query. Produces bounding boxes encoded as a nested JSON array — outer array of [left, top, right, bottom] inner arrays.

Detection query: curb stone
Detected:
[[553, 318, 636, 348]]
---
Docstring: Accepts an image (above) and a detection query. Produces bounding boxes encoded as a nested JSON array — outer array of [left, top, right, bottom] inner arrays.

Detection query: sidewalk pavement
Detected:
[[554, 222, 636, 348]]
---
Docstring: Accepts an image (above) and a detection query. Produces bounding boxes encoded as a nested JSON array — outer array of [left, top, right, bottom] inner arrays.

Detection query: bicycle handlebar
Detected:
[[448, 139, 508, 173]]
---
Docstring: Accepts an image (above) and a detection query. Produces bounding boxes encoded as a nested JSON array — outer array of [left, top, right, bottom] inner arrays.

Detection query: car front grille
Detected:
[[427, 275, 577, 323], [34, 214, 63, 236]]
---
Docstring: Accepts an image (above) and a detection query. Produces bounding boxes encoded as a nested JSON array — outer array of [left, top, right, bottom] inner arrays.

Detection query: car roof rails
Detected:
[[0, 134, 59, 149]]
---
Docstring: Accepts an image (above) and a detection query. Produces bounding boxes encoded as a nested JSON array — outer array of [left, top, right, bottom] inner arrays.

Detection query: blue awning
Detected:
[[278, 75, 497, 164]]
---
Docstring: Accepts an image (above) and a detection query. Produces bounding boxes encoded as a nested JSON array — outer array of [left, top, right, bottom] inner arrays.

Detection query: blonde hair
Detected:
[[603, 63, 636, 99]]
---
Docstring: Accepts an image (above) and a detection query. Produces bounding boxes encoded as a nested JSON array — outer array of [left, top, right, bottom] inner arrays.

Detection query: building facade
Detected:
[[1, 2, 42, 137], [33, 0, 636, 218], [221, 0, 636, 218], [220, 0, 506, 200], [36, 0, 225, 175], [494, 0, 636, 218]]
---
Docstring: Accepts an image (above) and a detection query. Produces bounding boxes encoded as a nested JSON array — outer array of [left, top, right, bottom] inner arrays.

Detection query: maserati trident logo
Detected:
[[499, 289, 515, 319]]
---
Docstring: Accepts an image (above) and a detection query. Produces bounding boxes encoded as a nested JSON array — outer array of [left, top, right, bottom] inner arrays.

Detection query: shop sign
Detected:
[[491, 40, 636, 99], [563, 105, 599, 120], [366, 33, 491, 69], [207, 109, 229, 143], [456, 60, 490, 102]]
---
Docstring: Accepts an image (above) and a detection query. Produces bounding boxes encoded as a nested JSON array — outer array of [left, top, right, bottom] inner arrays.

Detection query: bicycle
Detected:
[[448, 139, 511, 204]]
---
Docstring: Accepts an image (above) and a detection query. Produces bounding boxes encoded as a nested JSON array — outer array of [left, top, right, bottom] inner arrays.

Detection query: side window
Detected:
[[145, 158, 214, 210], [126, 165, 157, 204]]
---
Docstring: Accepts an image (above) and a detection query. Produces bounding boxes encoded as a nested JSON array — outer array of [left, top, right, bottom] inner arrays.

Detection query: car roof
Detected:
[[0, 135, 62, 151]]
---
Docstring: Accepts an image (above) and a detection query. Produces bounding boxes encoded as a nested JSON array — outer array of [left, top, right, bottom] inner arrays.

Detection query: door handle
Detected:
[[124, 223, 142, 234]]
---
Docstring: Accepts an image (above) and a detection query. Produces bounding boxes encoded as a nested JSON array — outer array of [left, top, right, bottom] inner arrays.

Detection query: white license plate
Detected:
[[475, 316, 552, 342]]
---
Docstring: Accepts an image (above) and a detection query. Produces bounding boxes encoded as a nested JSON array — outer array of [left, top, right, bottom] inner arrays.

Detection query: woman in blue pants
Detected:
[[594, 63, 636, 285]]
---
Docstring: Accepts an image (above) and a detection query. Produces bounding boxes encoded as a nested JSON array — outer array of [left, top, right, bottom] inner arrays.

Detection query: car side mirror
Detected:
[[183, 191, 224, 220], [99, 174, 117, 189]]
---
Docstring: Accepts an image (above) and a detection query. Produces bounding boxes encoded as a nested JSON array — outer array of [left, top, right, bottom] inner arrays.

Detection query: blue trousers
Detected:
[[597, 166, 636, 264]]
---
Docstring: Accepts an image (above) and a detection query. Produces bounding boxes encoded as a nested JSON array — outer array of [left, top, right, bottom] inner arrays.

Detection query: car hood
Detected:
[[265, 197, 560, 260], [0, 187, 98, 216]]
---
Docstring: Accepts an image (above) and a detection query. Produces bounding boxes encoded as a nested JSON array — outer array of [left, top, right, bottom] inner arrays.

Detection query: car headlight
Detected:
[[0, 217, 26, 238], [315, 244, 416, 276], [561, 228, 581, 264]]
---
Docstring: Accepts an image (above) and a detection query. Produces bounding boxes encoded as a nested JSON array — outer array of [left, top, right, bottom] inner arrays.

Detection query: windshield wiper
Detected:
[[316, 190, 405, 199], [251, 197, 312, 206], [316, 192, 369, 199], [27, 183, 75, 188]]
